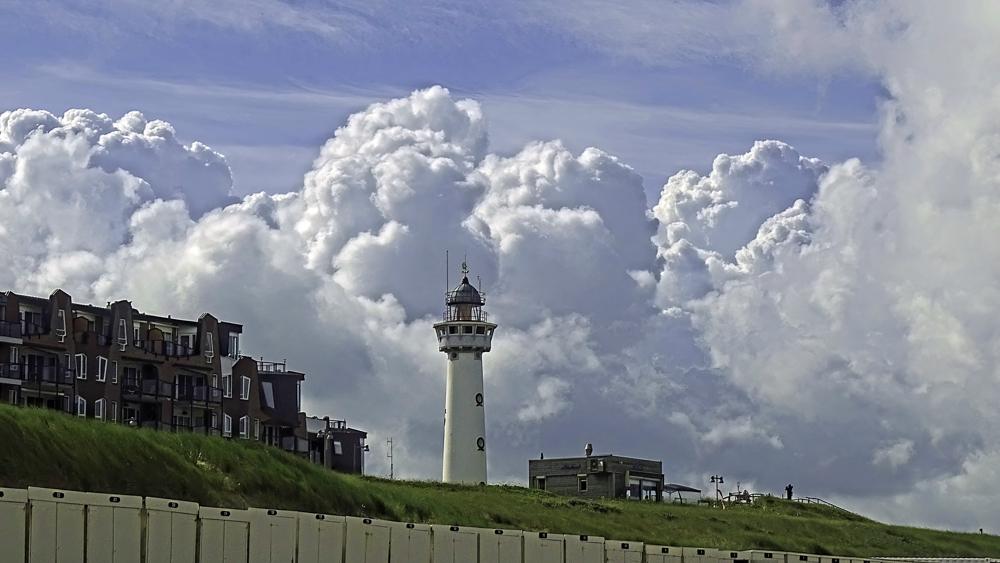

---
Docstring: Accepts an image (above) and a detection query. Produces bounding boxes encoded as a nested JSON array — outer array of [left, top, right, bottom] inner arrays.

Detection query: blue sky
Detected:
[[13, 0, 997, 532], [0, 0, 881, 201]]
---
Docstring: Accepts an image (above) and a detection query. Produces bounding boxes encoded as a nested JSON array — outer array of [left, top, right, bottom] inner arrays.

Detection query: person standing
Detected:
[[785, 483, 794, 500]]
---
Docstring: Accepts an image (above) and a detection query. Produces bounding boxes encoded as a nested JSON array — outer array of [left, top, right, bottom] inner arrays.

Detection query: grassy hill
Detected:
[[0, 404, 996, 557]]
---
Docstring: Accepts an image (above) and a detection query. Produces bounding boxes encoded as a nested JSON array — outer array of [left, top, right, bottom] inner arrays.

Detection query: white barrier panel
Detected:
[[478, 529, 523, 563], [346, 517, 391, 563], [605, 540, 643, 563], [298, 513, 346, 563], [199, 507, 252, 563], [388, 521, 432, 563], [718, 550, 752, 563], [524, 532, 564, 563], [431, 525, 481, 563], [682, 547, 716, 563], [85, 492, 143, 563], [749, 551, 787, 563], [28, 487, 88, 563], [644, 545, 683, 563], [146, 497, 199, 563], [0, 488, 28, 563], [249, 508, 299, 563], [565, 534, 604, 563]]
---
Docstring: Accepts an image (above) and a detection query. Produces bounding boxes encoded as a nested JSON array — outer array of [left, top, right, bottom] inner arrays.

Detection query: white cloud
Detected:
[[873, 440, 915, 470]]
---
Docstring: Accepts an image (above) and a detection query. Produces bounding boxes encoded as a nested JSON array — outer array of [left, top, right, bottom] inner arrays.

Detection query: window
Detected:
[[463, 325, 473, 334], [333, 441, 343, 455], [228, 334, 240, 359], [55, 309, 66, 342], [210, 411, 218, 429], [95, 398, 105, 420], [253, 418, 260, 440], [180, 334, 191, 349], [476, 326, 485, 335], [239, 415, 249, 438], [133, 324, 140, 343], [535, 477, 546, 491], [448, 326, 457, 334], [578, 476, 588, 492], [111, 361, 118, 384], [118, 319, 128, 350], [204, 333, 215, 362], [240, 376, 251, 401], [75, 395, 86, 417], [96, 356, 107, 382], [223, 414, 232, 437], [211, 373, 218, 389], [222, 374, 232, 398], [110, 401, 118, 422], [9, 345, 18, 364], [74, 354, 87, 379], [123, 406, 138, 425], [8, 389, 18, 405]]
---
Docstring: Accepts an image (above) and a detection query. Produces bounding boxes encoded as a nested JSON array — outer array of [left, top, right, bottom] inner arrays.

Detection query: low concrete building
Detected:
[[528, 445, 664, 501]]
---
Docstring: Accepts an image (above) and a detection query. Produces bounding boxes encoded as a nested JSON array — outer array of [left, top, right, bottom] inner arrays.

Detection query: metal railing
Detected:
[[121, 378, 174, 398], [132, 340, 197, 358], [0, 362, 22, 379], [175, 385, 223, 403], [0, 320, 21, 339], [257, 360, 287, 373], [20, 322, 46, 337], [23, 365, 75, 384], [441, 308, 489, 322]]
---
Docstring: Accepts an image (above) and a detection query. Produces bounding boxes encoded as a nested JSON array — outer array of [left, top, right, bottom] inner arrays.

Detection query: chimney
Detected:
[[585, 443, 593, 457]]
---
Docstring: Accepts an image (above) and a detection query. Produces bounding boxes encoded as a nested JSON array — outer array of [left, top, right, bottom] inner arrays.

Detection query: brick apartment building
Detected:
[[0, 289, 366, 474]]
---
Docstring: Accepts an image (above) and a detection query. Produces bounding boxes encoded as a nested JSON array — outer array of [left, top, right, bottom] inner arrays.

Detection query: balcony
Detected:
[[20, 322, 46, 337], [0, 363, 21, 380], [121, 378, 174, 398], [257, 360, 287, 373], [175, 384, 223, 403], [132, 339, 197, 358], [22, 365, 74, 385], [0, 320, 22, 339]]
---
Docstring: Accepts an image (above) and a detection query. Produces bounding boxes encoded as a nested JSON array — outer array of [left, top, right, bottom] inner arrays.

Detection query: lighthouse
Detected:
[[434, 262, 496, 485]]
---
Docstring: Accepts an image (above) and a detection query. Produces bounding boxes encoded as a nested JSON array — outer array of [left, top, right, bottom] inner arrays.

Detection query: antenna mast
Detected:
[[446, 251, 449, 294]]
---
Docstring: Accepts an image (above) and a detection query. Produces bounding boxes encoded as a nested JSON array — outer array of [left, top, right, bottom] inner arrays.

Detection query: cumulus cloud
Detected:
[[5, 1, 1000, 532], [0, 86, 654, 482]]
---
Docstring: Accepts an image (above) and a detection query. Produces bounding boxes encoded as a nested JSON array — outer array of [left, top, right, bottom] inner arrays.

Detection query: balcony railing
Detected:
[[121, 378, 174, 397], [257, 360, 287, 373], [0, 320, 21, 339], [22, 365, 74, 384], [0, 363, 21, 380], [20, 322, 46, 337], [132, 340, 197, 358], [175, 385, 223, 403]]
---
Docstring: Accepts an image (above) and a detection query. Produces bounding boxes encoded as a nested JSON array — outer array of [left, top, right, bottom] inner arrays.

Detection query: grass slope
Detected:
[[0, 405, 996, 557]]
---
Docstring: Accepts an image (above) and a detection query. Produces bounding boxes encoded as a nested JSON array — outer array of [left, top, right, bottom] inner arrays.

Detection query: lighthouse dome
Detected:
[[447, 276, 484, 305]]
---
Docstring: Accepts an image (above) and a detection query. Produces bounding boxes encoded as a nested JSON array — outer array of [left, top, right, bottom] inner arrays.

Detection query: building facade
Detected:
[[528, 450, 665, 501], [0, 289, 366, 474]]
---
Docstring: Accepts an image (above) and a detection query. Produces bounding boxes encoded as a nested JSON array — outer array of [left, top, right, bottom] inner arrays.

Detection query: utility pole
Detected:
[[386, 437, 394, 480]]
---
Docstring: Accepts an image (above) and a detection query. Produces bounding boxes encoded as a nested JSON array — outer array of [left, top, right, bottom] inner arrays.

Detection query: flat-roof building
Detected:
[[528, 445, 664, 501]]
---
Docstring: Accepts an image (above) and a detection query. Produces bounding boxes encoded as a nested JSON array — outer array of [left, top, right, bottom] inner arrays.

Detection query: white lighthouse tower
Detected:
[[434, 262, 496, 485]]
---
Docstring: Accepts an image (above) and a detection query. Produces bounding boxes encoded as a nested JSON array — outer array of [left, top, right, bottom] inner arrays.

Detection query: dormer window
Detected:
[[228, 334, 240, 359], [55, 310, 66, 342], [204, 332, 215, 363], [118, 319, 128, 351]]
